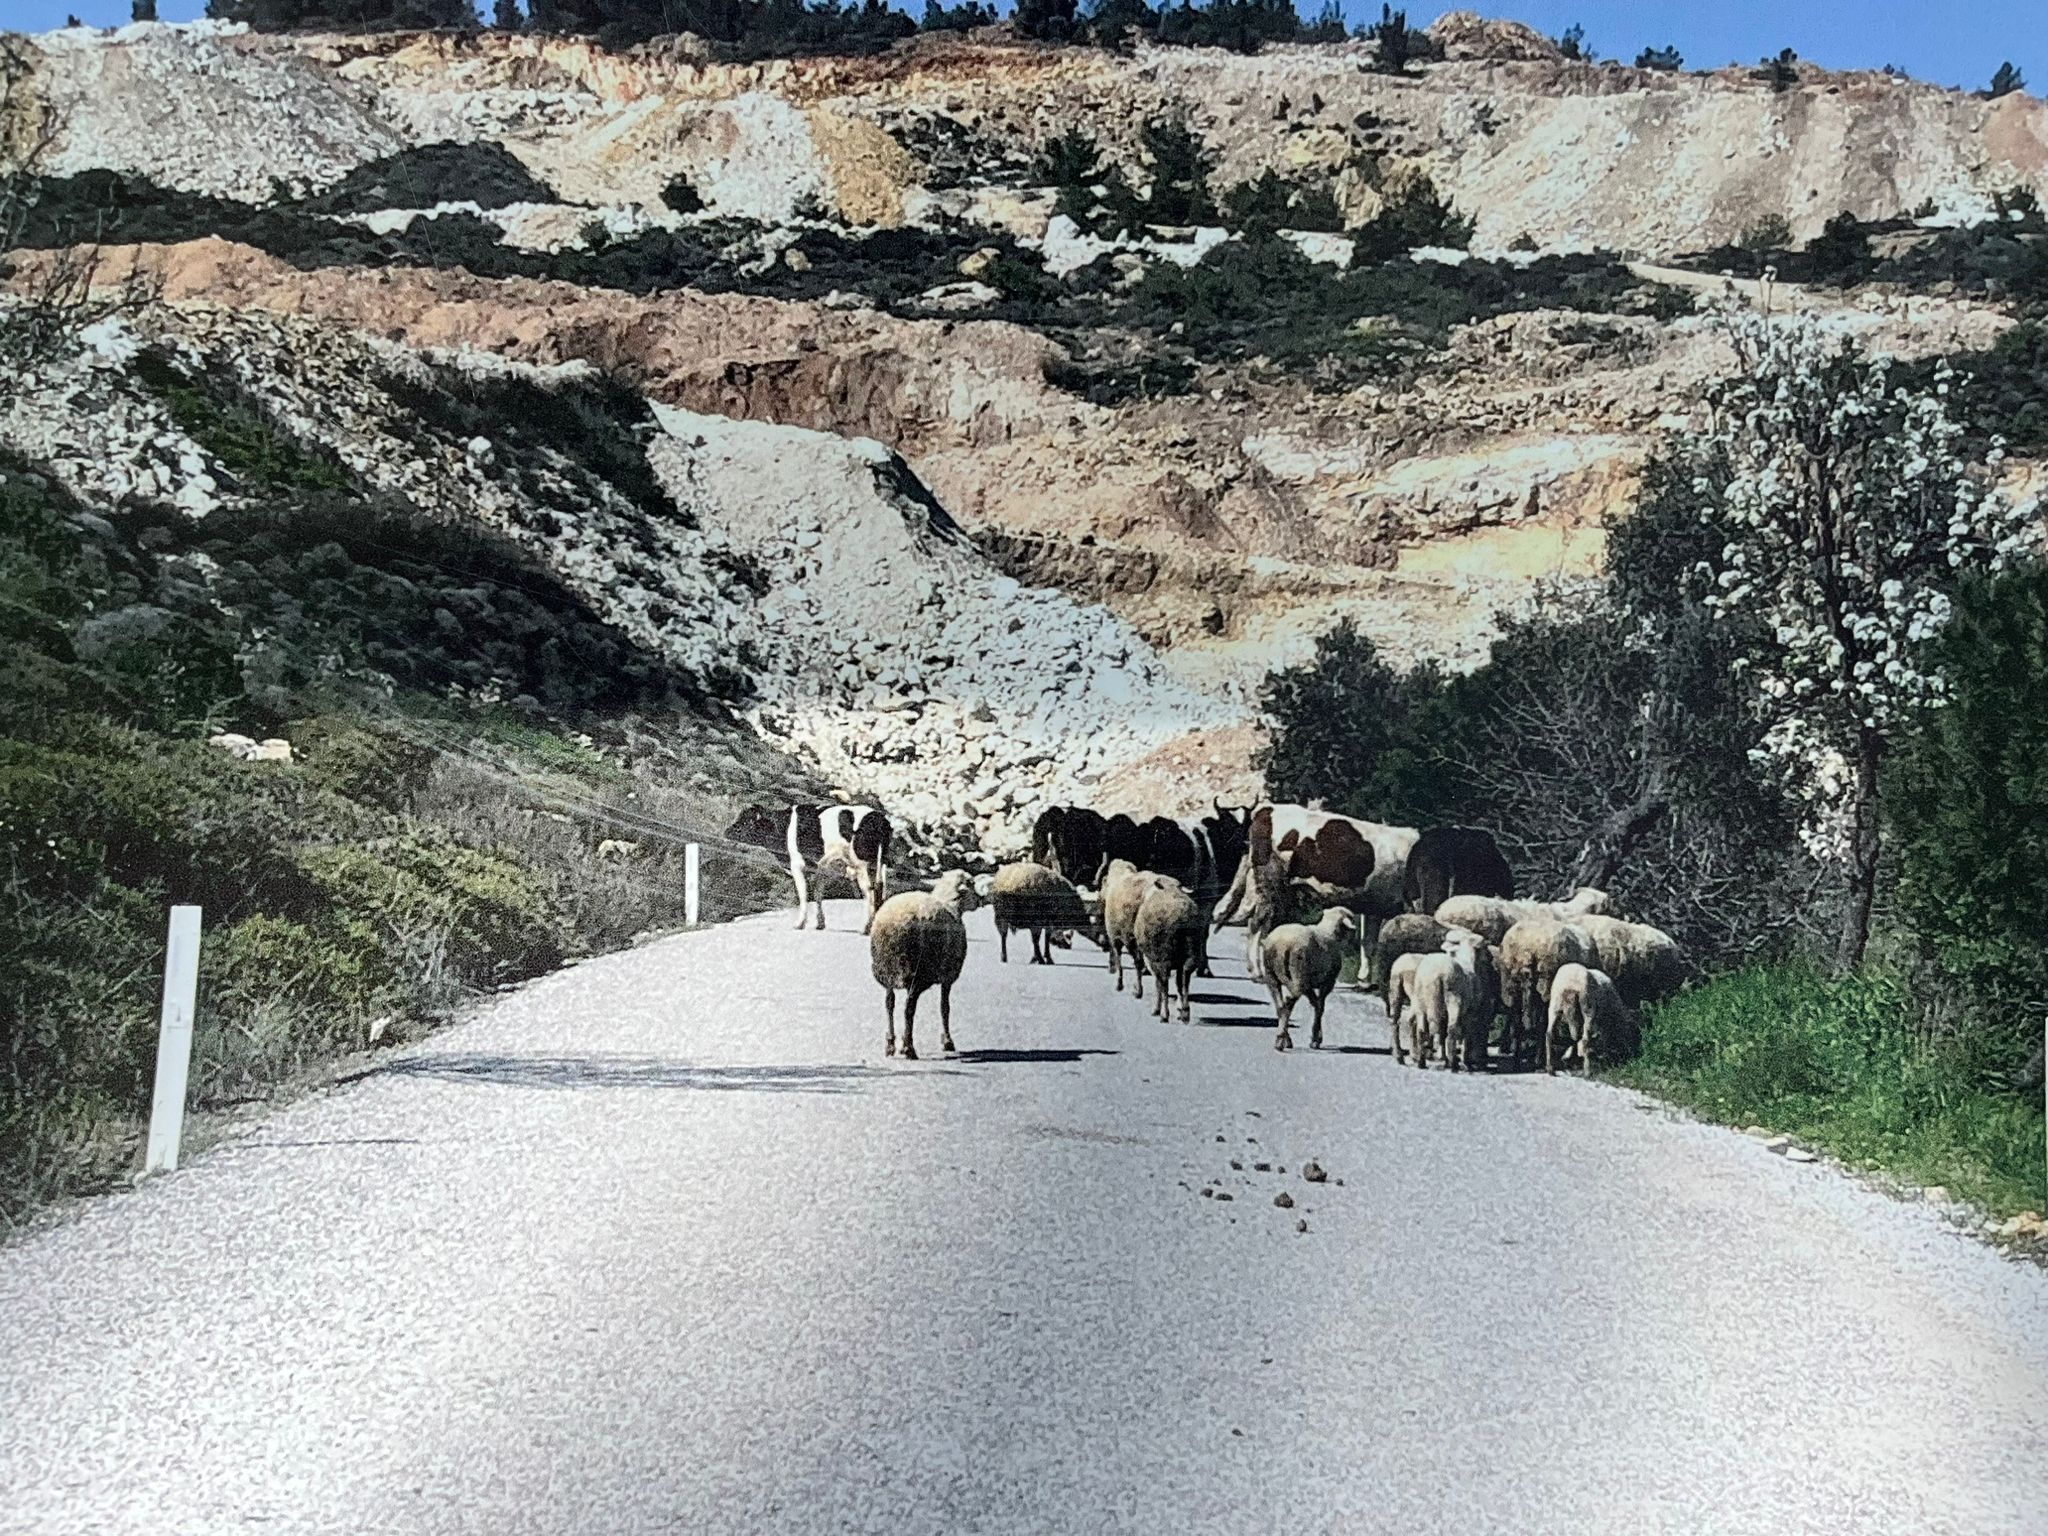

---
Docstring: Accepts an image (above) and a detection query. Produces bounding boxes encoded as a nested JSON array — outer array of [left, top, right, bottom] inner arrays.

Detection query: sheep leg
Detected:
[[1150, 963, 1170, 1021], [1274, 994, 1295, 1051], [1545, 1015, 1557, 1076], [1110, 940, 1124, 992], [883, 987, 897, 1058], [1176, 961, 1193, 1023], [998, 924, 1010, 964], [1310, 990, 1327, 1051], [791, 860, 811, 931], [1131, 946, 1145, 1000], [1446, 996, 1464, 1072], [901, 987, 920, 1061], [1582, 1019, 1596, 1079], [939, 983, 956, 1056]]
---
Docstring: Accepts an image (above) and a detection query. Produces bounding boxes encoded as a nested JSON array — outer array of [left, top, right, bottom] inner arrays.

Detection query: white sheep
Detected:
[[1409, 927, 1489, 1071], [1386, 949, 1426, 1065], [1498, 916, 1598, 1068], [1259, 905, 1360, 1052], [1570, 914, 1686, 1015], [868, 871, 981, 1061], [1546, 963, 1627, 1077], [1433, 886, 1610, 946], [1134, 879, 1204, 1023], [1372, 912, 1450, 989], [1100, 859, 1170, 996], [990, 861, 1098, 964]]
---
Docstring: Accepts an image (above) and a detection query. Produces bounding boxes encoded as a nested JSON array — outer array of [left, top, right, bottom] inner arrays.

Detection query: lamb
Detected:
[[1545, 963, 1627, 1077], [1386, 949, 1427, 1065], [1409, 927, 1490, 1071], [1372, 912, 1450, 989], [1134, 878, 1205, 1023], [990, 861, 1098, 965], [1570, 914, 1687, 1015], [868, 870, 981, 1061], [1498, 916, 1598, 1068], [1259, 906, 1360, 1052], [1433, 886, 1610, 947], [1100, 859, 1171, 996]]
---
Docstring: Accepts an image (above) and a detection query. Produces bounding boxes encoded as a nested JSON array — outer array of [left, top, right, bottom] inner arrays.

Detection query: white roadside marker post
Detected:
[[144, 905, 203, 1177], [685, 843, 701, 928]]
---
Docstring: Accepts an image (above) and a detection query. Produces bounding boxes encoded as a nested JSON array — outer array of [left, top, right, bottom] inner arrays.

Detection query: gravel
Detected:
[[2, 899, 2045, 1534]]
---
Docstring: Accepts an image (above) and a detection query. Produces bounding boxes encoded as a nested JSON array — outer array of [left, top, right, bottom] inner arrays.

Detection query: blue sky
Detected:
[[7, 3, 2040, 95]]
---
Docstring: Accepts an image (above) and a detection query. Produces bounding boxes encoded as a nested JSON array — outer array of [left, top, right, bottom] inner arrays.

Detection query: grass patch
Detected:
[[1615, 963, 2045, 1216]]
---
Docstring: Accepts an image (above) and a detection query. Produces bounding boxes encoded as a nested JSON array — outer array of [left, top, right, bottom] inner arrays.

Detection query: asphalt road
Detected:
[[4, 900, 2046, 1535]]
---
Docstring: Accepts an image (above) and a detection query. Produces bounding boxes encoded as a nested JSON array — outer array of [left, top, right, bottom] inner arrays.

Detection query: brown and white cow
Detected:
[[1213, 803, 1419, 980], [725, 803, 892, 934]]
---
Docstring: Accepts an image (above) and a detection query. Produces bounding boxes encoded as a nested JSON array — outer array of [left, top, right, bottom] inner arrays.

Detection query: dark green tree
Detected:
[[1362, 5, 1436, 75], [1890, 562, 2048, 1081], [1989, 61, 2025, 98], [1634, 44, 1681, 70], [1014, 0, 1080, 40]]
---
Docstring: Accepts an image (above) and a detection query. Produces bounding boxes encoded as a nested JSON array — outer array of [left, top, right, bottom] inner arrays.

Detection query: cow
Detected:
[[1213, 803, 1419, 980], [1402, 825, 1516, 913], [1031, 805, 1111, 888], [725, 803, 892, 934], [1101, 812, 1149, 875]]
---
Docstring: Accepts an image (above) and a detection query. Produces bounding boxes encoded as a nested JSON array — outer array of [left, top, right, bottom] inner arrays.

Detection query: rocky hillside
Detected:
[[5, 16, 2043, 840]]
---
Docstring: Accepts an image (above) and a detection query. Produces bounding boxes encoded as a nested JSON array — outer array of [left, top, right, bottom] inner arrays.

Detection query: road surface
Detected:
[[3, 900, 2046, 1535]]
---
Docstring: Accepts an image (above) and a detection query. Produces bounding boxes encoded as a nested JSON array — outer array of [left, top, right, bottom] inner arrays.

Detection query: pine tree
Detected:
[[493, 0, 523, 27], [1989, 61, 2025, 98]]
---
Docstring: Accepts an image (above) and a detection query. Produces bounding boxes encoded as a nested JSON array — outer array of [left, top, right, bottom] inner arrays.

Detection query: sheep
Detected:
[[1498, 916, 1599, 1068], [1134, 878, 1204, 1023], [1259, 906, 1360, 1052], [868, 871, 981, 1061], [1409, 927, 1489, 1071], [1372, 912, 1450, 989], [1433, 886, 1610, 947], [1570, 914, 1686, 1016], [1386, 949, 1427, 1065], [1100, 859, 1171, 996], [990, 861, 1098, 965], [1545, 963, 1628, 1077]]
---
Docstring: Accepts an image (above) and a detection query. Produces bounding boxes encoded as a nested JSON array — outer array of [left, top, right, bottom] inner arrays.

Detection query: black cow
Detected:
[[1031, 805, 1111, 887], [1103, 812, 1150, 872], [1201, 801, 1253, 896], [726, 803, 891, 933], [1402, 825, 1515, 914]]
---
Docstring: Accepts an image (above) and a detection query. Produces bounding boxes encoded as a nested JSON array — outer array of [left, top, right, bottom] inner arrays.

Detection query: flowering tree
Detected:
[[1688, 314, 2038, 969]]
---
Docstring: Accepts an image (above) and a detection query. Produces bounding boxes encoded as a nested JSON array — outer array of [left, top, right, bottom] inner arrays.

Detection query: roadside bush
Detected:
[[1888, 563, 2048, 1083], [1620, 964, 2044, 1213]]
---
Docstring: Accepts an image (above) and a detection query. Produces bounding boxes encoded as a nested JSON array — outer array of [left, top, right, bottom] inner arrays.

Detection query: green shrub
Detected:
[[134, 350, 354, 496], [1621, 964, 2044, 1213], [1888, 563, 2048, 1080]]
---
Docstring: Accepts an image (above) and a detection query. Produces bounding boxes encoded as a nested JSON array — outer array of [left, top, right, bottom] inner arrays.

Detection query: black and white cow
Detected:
[[726, 803, 892, 934]]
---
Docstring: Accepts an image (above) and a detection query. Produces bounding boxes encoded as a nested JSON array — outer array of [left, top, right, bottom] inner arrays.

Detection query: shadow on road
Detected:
[[344, 1054, 894, 1093], [1192, 1014, 1276, 1029], [953, 1048, 1119, 1065], [1190, 990, 1262, 1006]]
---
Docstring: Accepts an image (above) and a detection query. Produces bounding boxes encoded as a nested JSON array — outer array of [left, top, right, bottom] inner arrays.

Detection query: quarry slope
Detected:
[[0, 302, 1248, 845], [23, 22, 2048, 252]]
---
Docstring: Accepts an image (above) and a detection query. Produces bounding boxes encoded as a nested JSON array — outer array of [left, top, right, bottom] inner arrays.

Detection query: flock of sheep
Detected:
[[865, 834, 1685, 1072]]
